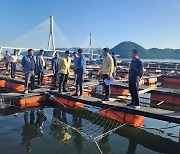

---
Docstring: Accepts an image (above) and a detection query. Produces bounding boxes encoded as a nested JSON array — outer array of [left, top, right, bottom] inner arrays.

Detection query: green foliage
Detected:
[[110, 41, 180, 59]]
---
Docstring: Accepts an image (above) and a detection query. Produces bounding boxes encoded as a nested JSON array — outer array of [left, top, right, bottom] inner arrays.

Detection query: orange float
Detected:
[[151, 93, 180, 105], [17, 95, 47, 107], [163, 77, 180, 84], [42, 76, 52, 84], [111, 87, 129, 95], [5, 81, 24, 92], [54, 96, 84, 108], [0, 80, 6, 88], [100, 108, 144, 127], [12, 83, 25, 92]]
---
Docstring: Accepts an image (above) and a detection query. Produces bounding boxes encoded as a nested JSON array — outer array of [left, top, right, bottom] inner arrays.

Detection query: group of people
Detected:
[[20, 48, 86, 96], [51, 49, 86, 96], [3, 47, 143, 108], [98, 48, 143, 109], [3, 50, 18, 78]]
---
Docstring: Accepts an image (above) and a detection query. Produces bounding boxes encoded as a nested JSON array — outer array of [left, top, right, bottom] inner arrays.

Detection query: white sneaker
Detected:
[[134, 105, 140, 109], [24, 90, 28, 94]]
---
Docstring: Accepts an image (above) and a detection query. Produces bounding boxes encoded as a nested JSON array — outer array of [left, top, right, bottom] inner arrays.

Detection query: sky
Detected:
[[0, 0, 180, 49]]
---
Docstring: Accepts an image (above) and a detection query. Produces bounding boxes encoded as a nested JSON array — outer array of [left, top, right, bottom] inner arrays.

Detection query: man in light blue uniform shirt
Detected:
[[72, 48, 86, 96], [73, 51, 79, 85]]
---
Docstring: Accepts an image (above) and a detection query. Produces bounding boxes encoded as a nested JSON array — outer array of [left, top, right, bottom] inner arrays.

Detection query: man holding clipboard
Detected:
[[98, 48, 114, 101]]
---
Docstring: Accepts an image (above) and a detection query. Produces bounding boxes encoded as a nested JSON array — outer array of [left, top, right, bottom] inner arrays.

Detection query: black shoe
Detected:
[[72, 93, 78, 97], [50, 87, 55, 90], [127, 102, 134, 107], [102, 97, 109, 101], [62, 89, 68, 92], [79, 94, 83, 97]]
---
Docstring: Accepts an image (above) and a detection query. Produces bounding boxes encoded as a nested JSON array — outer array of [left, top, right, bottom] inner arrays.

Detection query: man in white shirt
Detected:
[[36, 49, 46, 86], [10, 49, 18, 78]]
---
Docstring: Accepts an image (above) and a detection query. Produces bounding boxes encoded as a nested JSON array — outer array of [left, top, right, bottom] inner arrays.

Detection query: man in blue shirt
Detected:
[[21, 49, 36, 94], [127, 49, 144, 109], [72, 48, 86, 97], [73, 51, 79, 85], [51, 52, 60, 89]]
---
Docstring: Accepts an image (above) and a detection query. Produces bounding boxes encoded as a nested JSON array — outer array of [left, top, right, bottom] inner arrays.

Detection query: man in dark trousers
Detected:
[[3, 50, 11, 73], [72, 51, 79, 85], [36, 49, 46, 86], [51, 52, 60, 89], [10, 49, 18, 78], [21, 49, 36, 94], [72, 48, 86, 97], [127, 49, 144, 109], [58, 51, 71, 93], [112, 52, 117, 78], [98, 48, 114, 101]]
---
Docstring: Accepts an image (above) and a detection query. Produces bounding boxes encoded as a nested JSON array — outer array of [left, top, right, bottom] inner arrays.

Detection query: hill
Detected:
[[110, 41, 180, 59]]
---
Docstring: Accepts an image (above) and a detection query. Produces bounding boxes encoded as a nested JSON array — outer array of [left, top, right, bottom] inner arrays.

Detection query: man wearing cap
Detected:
[[127, 49, 144, 109], [72, 48, 86, 96], [36, 49, 46, 86], [98, 48, 114, 101], [58, 51, 71, 93]]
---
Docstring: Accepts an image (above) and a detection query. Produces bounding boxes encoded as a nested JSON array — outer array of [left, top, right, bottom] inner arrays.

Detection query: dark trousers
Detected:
[[59, 73, 68, 91], [129, 79, 139, 106], [113, 67, 116, 78], [53, 72, 58, 87], [5, 62, 10, 72], [11, 62, 16, 78], [103, 74, 110, 99], [75, 74, 83, 95], [25, 71, 35, 90], [37, 71, 44, 85]]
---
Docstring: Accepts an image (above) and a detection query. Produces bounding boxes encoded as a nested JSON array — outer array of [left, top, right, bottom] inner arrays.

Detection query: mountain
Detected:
[[110, 41, 180, 59]]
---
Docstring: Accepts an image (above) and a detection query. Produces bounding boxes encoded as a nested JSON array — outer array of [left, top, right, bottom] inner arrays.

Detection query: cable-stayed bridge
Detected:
[[0, 16, 71, 53]]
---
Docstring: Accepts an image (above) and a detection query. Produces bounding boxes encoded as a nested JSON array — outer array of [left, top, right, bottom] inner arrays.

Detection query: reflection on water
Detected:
[[51, 108, 71, 143], [0, 106, 180, 154], [21, 110, 46, 152]]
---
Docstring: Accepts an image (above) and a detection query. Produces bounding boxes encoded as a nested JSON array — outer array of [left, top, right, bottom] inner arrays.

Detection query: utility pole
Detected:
[[48, 16, 55, 52]]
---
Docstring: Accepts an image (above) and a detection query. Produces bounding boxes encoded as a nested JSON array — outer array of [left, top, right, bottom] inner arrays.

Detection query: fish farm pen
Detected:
[[0, 59, 179, 154]]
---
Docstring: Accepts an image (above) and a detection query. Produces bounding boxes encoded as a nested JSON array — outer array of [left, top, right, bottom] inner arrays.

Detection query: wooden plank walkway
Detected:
[[0, 92, 43, 100], [0, 73, 180, 124]]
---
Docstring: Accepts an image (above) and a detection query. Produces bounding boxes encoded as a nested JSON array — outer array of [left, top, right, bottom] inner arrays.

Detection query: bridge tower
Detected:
[[89, 33, 93, 59], [48, 16, 55, 51]]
